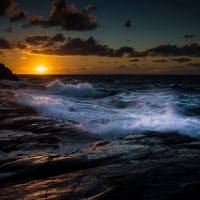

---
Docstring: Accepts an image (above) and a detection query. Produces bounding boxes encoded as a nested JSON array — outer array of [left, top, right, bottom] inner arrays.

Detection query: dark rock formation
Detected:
[[0, 63, 18, 80], [0, 91, 200, 200]]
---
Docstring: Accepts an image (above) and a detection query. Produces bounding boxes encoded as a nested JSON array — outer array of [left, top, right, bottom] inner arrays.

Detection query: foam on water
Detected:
[[0, 79, 27, 89], [46, 79, 98, 97], [15, 81, 200, 138]]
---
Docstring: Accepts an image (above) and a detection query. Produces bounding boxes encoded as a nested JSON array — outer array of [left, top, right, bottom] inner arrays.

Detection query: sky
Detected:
[[0, 0, 200, 74]]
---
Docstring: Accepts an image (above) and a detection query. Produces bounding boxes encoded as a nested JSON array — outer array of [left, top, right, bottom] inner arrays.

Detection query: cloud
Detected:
[[51, 33, 66, 42], [9, 8, 27, 22], [83, 4, 96, 12], [153, 59, 169, 63], [118, 65, 126, 69], [25, 33, 66, 47], [189, 63, 200, 67], [25, 35, 51, 45], [32, 36, 115, 56], [0, 38, 11, 49], [23, 15, 46, 27], [115, 46, 135, 57], [0, 51, 3, 55], [171, 58, 192, 63], [24, 0, 98, 31], [0, 0, 15, 16], [125, 20, 131, 28], [129, 58, 140, 62], [0, 37, 27, 49], [146, 43, 200, 56], [44, 37, 110, 55], [13, 41, 27, 49], [184, 34, 195, 39], [31, 36, 138, 57]]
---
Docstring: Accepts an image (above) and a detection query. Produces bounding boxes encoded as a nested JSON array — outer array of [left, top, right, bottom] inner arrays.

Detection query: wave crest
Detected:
[[47, 80, 97, 97]]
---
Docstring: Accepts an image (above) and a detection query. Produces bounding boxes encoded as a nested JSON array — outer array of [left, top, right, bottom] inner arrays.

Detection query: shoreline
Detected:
[[0, 90, 200, 199]]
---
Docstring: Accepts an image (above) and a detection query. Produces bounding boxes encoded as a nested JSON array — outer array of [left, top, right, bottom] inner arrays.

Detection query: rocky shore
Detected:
[[0, 91, 200, 200]]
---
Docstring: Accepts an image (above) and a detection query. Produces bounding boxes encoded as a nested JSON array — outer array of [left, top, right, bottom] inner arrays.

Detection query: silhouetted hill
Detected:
[[0, 63, 18, 80]]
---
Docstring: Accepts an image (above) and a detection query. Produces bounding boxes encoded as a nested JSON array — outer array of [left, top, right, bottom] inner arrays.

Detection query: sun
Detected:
[[35, 65, 48, 73]]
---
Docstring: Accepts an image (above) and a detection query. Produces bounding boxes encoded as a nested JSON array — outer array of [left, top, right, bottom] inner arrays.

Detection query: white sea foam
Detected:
[[15, 88, 200, 138], [46, 79, 97, 97]]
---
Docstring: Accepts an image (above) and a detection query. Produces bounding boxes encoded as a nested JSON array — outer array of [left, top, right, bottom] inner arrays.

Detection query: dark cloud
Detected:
[[0, 38, 11, 49], [0, 38, 27, 49], [42, 33, 66, 47], [129, 58, 140, 62], [0, 37, 28, 50], [189, 63, 200, 67], [118, 65, 126, 69], [5, 27, 12, 33], [125, 20, 131, 28], [23, 15, 46, 27], [115, 46, 135, 57], [24, 0, 98, 31], [184, 34, 195, 39], [0, 0, 15, 16], [51, 33, 66, 42], [9, 8, 27, 22], [146, 43, 200, 56], [83, 4, 96, 12], [32, 36, 113, 56], [25, 35, 51, 45], [0, 51, 3, 55], [153, 59, 169, 63], [171, 58, 192, 63], [25, 34, 66, 47], [31, 36, 138, 57], [56, 36, 111, 56], [13, 41, 27, 49], [49, 0, 98, 31]]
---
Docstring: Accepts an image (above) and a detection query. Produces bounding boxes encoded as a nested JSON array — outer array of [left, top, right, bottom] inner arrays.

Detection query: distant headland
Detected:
[[0, 63, 18, 81]]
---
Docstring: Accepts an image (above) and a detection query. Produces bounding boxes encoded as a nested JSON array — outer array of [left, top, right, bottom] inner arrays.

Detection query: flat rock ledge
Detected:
[[0, 91, 200, 200]]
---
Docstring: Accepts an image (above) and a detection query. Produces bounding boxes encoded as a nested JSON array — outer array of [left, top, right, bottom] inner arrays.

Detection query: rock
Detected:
[[145, 132, 196, 145], [0, 63, 18, 81], [93, 140, 110, 147], [1, 91, 200, 200]]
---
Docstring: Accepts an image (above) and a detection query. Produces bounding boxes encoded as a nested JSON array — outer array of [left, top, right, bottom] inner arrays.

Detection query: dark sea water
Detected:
[[1, 75, 200, 138]]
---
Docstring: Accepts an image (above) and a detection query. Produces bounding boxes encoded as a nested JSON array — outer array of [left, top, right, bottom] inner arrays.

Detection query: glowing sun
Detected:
[[35, 65, 48, 73]]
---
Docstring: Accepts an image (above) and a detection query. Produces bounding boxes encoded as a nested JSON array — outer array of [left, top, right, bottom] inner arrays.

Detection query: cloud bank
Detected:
[[23, 0, 98, 31]]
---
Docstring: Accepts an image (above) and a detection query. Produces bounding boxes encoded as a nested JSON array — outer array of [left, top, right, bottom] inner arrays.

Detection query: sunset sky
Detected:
[[0, 0, 200, 74]]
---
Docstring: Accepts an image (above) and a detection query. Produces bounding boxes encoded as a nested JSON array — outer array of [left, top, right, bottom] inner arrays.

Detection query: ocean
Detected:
[[1, 75, 200, 138]]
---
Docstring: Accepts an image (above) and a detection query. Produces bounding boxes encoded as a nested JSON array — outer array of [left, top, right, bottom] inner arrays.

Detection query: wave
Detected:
[[14, 91, 200, 139], [0, 79, 27, 89], [110, 99, 138, 109], [15, 93, 82, 121], [46, 79, 98, 97], [94, 109, 200, 139]]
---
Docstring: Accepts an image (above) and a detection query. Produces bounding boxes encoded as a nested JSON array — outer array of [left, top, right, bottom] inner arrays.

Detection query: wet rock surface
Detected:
[[0, 91, 200, 200]]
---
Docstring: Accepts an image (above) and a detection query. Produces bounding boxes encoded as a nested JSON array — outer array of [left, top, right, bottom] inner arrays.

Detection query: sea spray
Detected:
[[46, 79, 97, 97], [13, 76, 200, 138]]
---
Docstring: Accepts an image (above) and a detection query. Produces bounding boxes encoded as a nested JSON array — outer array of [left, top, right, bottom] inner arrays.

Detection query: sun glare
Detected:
[[35, 65, 48, 73]]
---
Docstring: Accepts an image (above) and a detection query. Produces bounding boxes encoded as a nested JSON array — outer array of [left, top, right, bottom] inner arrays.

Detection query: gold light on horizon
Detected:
[[35, 65, 48, 74]]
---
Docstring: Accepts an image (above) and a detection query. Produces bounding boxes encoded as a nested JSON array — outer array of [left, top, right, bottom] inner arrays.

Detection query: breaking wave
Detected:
[[14, 79, 200, 138], [46, 79, 98, 97]]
